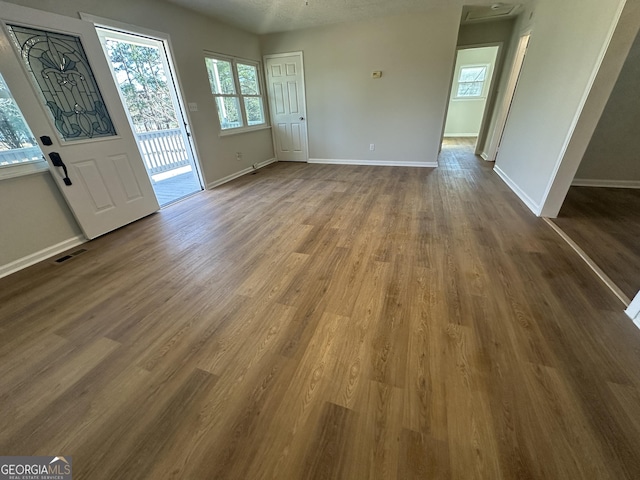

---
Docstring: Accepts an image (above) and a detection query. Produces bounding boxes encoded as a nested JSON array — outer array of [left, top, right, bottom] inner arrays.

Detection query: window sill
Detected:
[[452, 96, 487, 101], [219, 125, 271, 137], [0, 161, 50, 180]]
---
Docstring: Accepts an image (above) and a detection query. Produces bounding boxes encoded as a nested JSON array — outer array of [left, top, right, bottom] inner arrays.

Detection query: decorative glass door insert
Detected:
[[7, 24, 116, 141]]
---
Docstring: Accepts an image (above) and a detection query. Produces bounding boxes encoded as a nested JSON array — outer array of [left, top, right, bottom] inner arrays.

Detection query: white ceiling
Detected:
[[163, 0, 527, 35]]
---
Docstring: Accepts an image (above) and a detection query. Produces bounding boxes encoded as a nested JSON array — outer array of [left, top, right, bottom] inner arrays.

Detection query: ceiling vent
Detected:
[[465, 4, 518, 22]]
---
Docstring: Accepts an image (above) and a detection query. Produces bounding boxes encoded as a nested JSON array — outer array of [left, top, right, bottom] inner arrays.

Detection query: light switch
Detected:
[[188, 102, 198, 112]]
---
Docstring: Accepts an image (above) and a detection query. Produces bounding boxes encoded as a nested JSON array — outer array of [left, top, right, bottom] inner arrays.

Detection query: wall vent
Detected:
[[54, 248, 88, 264]]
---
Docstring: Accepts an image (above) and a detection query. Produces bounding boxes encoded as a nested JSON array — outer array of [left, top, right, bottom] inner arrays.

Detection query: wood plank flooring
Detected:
[[1, 142, 640, 479], [552, 186, 640, 300]]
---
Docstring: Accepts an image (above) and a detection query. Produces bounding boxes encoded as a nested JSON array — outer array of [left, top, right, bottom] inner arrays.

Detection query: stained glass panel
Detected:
[[7, 24, 116, 141]]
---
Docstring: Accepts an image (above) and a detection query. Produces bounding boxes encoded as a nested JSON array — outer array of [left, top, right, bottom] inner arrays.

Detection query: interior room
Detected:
[[1, 0, 640, 477], [550, 25, 640, 307]]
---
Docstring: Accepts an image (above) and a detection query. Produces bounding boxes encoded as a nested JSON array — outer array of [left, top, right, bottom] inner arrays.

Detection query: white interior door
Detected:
[[264, 52, 308, 162], [0, 1, 159, 239]]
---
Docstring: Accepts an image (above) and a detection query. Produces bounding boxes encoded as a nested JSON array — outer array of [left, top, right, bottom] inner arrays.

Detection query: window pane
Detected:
[[237, 63, 260, 95], [457, 82, 484, 97], [215, 96, 243, 129], [244, 97, 265, 125], [459, 66, 486, 83], [205, 58, 236, 95], [0, 73, 42, 166], [8, 24, 117, 141]]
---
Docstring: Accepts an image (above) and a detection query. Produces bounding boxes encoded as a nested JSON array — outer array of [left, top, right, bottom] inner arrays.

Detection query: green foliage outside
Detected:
[[205, 58, 264, 128], [105, 40, 178, 133], [0, 75, 36, 150]]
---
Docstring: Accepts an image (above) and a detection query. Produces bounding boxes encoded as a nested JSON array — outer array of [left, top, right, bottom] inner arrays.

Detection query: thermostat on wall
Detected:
[[372, 71, 382, 79]]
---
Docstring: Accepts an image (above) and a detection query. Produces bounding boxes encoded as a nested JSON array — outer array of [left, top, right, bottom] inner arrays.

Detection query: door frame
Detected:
[[79, 13, 206, 186], [263, 51, 309, 162], [485, 32, 531, 162], [626, 290, 640, 327]]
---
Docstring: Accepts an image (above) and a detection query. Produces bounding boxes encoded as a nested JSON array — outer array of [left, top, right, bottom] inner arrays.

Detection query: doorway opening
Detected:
[[96, 28, 203, 206], [443, 45, 500, 152]]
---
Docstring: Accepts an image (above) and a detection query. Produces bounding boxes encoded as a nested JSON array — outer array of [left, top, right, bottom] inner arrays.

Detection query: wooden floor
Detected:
[[2, 142, 640, 479], [552, 186, 640, 301]]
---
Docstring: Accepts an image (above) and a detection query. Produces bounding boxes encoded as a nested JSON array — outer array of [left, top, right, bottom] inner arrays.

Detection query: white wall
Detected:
[[1, 0, 273, 270], [494, 0, 628, 215], [574, 27, 640, 186], [444, 46, 498, 137], [0, 173, 83, 269], [260, 10, 461, 165], [538, 0, 640, 216]]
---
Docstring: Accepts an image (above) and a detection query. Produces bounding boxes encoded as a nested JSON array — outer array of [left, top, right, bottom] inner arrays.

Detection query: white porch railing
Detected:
[[0, 131, 191, 177], [136, 128, 191, 176], [0, 146, 42, 166]]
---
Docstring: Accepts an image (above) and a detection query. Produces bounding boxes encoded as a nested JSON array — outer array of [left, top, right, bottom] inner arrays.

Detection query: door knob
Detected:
[[299, 117, 305, 120]]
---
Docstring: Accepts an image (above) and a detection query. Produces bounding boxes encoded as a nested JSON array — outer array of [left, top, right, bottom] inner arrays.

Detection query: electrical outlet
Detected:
[[369, 144, 375, 151], [236, 152, 242, 161]]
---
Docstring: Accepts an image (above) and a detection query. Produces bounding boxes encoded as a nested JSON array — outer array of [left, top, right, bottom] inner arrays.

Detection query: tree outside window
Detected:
[[204, 55, 266, 131], [0, 74, 36, 151], [104, 40, 178, 133], [0, 73, 42, 172]]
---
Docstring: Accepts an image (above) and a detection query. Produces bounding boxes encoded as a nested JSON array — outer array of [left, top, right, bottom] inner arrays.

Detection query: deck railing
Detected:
[[137, 128, 191, 176], [0, 146, 43, 167], [0, 131, 190, 177]]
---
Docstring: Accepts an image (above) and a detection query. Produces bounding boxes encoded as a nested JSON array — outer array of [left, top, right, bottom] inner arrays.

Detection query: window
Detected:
[[0, 72, 47, 179], [204, 55, 266, 132], [456, 65, 488, 98]]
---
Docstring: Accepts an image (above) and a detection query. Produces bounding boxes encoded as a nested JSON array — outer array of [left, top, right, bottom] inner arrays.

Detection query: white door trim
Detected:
[[263, 51, 309, 162], [626, 291, 640, 328], [485, 32, 530, 162]]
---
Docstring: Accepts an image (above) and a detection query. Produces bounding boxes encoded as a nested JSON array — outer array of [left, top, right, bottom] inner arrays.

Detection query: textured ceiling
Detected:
[[164, 0, 527, 35]]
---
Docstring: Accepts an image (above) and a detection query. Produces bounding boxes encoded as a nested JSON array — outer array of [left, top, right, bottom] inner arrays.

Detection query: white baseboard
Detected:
[[572, 178, 640, 189], [479, 151, 491, 161], [544, 218, 630, 307], [494, 165, 542, 216], [0, 235, 86, 279], [207, 158, 277, 189], [308, 158, 438, 168], [626, 291, 640, 329]]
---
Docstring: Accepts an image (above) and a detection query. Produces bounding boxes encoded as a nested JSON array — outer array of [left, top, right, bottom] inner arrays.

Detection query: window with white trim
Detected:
[[455, 65, 489, 98], [204, 55, 266, 132], [0, 72, 47, 179]]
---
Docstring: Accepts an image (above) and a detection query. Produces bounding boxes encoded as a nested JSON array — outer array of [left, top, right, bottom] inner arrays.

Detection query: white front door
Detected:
[[264, 52, 308, 162], [0, 1, 159, 239]]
